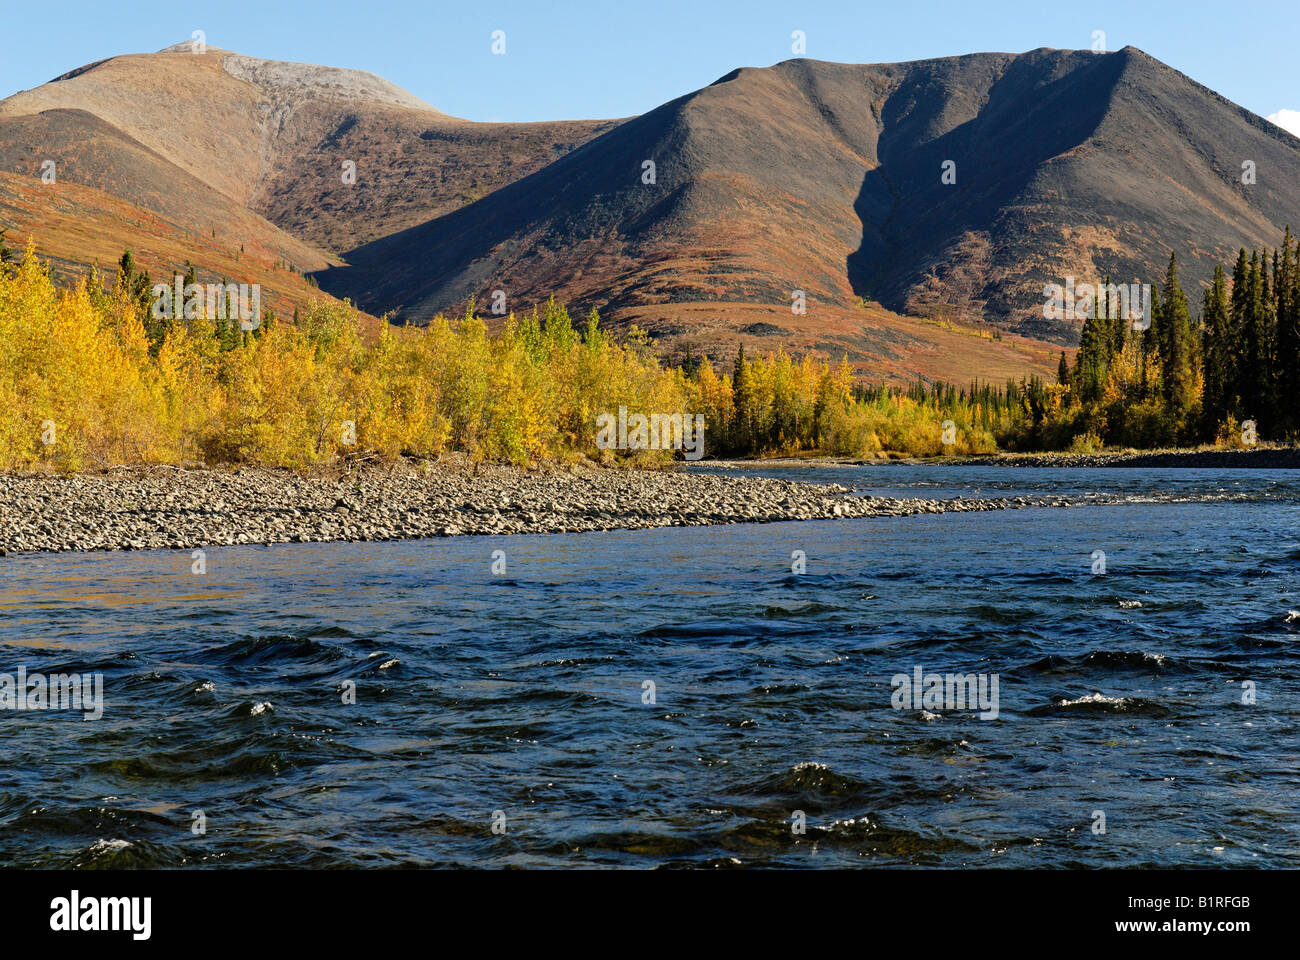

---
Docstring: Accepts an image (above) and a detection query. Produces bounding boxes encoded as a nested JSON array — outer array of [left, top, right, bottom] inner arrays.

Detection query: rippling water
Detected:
[[1, 465, 1297, 868]]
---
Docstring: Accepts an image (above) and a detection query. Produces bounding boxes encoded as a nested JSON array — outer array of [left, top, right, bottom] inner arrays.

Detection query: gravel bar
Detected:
[[0, 461, 1070, 554]]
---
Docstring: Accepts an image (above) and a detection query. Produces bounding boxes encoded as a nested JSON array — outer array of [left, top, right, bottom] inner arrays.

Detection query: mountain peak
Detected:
[[156, 41, 230, 54], [219, 52, 441, 113], [319, 44, 1300, 353], [5, 43, 1298, 375]]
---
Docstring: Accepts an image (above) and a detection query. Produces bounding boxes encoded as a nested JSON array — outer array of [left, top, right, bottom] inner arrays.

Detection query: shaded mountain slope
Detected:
[[6, 43, 1296, 383], [319, 47, 1300, 347]]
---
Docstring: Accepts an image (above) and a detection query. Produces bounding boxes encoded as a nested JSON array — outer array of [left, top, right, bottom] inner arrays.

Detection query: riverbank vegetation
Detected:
[[0, 243, 691, 470], [1016, 232, 1300, 451], [0, 234, 1296, 471]]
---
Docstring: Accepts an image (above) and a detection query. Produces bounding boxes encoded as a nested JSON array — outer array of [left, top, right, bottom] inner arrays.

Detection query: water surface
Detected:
[[1, 465, 1297, 867]]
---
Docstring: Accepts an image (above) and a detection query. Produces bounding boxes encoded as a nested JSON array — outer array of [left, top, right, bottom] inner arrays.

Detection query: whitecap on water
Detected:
[[87, 838, 132, 855], [1057, 692, 1128, 707]]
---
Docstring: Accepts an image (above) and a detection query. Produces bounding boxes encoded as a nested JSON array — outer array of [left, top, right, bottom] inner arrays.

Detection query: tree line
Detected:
[[4, 229, 1297, 470], [1047, 230, 1299, 449]]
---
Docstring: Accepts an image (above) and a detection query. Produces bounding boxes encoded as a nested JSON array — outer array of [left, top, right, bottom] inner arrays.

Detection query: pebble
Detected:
[[0, 458, 1061, 555]]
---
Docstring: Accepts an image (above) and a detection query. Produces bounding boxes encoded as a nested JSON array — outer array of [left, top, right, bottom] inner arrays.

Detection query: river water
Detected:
[[1, 465, 1297, 867]]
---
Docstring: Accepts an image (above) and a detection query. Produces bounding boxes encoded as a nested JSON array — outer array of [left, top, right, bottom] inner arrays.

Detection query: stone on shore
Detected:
[[0, 459, 1048, 555]]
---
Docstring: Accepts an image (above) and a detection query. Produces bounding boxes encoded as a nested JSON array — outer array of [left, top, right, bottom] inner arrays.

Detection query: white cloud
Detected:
[[1266, 108, 1300, 137]]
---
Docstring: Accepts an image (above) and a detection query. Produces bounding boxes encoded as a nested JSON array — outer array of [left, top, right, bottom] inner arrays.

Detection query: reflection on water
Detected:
[[1, 466, 1298, 868]]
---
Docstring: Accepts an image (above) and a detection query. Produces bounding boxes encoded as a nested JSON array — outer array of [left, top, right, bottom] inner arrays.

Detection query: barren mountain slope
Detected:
[[319, 47, 1300, 347]]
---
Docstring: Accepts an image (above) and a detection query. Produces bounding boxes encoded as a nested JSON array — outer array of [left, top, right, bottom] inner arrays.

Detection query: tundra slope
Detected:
[[0, 46, 614, 279], [6, 44, 1296, 376], [323, 47, 1300, 347]]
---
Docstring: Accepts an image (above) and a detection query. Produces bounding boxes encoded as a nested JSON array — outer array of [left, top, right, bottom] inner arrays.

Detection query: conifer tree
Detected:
[[1108, 281, 1128, 356], [1278, 231, 1300, 435], [731, 342, 757, 453], [1073, 306, 1108, 403], [1262, 248, 1277, 428], [1228, 248, 1250, 411], [1238, 251, 1274, 430], [211, 277, 239, 352], [117, 249, 135, 284], [1141, 283, 1162, 400], [1200, 265, 1232, 435], [1160, 252, 1194, 418]]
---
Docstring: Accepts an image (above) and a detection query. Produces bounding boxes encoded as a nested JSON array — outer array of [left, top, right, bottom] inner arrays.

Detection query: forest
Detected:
[[0, 230, 1294, 471]]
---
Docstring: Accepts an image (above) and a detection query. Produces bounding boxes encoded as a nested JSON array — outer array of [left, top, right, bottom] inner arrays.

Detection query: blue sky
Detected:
[[2, 0, 1297, 128]]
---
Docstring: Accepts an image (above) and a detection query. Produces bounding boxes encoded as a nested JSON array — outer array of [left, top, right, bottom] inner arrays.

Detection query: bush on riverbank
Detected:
[[690, 345, 1005, 458], [0, 244, 691, 470], [5, 242, 1001, 470], [9, 237, 1287, 471]]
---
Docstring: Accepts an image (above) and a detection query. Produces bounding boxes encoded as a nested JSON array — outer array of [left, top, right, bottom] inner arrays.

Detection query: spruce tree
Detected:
[[1262, 249, 1277, 429], [1228, 248, 1250, 413], [1160, 252, 1194, 419], [1110, 282, 1128, 356], [212, 277, 239, 352], [1073, 308, 1108, 403], [1239, 251, 1273, 430], [117, 249, 135, 285], [731, 343, 756, 453], [116, 249, 154, 320], [1099, 275, 1127, 357], [1200, 265, 1232, 436], [1278, 231, 1300, 435]]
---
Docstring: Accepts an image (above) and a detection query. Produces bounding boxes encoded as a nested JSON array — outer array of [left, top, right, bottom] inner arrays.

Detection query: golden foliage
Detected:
[[0, 246, 693, 470], [1, 244, 1022, 470]]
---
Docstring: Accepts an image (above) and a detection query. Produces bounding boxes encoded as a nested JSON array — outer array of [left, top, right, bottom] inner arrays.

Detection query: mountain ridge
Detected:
[[314, 44, 1300, 356], [3, 43, 1296, 384]]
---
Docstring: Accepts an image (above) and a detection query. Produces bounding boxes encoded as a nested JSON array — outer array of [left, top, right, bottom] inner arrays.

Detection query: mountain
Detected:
[[4, 44, 1296, 383], [0, 45, 613, 306], [318, 46, 1300, 350]]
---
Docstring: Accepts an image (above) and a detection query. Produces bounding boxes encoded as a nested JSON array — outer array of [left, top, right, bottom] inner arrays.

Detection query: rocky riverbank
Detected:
[[710, 446, 1300, 470], [0, 460, 1069, 554], [944, 447, 1300, 469]]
